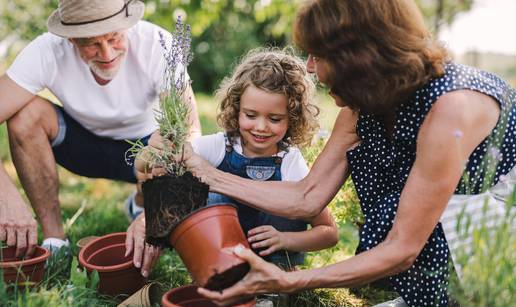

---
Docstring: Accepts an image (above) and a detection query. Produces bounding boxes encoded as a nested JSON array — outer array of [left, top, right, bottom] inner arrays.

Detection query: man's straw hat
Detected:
[[47, 0, 144, 38]]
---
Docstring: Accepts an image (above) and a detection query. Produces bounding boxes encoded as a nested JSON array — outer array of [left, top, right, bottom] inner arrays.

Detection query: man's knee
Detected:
[[7, 97, 58, 141]]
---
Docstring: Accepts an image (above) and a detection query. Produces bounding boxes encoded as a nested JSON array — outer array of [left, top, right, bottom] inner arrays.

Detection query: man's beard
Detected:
[[88, 50, 126, 81]]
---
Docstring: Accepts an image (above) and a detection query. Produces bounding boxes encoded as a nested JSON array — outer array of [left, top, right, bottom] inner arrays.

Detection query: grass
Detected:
[[0, 93, 393, 306], [448, 193, 515, 306]]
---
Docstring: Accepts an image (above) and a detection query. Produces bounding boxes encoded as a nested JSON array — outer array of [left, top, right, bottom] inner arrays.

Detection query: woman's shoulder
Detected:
[[417, 62, 512, 107], [393, 62, 514, 141]]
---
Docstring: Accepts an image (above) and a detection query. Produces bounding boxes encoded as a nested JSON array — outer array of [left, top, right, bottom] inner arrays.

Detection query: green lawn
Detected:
[[0, 93, 397, 306]]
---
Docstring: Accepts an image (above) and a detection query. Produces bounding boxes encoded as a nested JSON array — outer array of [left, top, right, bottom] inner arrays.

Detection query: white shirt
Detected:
[[6, 21, 183, 140], [191, 132, 309, 181]]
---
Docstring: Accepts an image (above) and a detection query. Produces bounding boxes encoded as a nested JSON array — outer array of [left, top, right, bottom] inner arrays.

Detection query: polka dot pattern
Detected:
[[346, 63, 516, 306]]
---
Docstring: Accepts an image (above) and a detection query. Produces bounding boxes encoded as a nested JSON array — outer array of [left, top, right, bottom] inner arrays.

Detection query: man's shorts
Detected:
[[51, 105, 151, 183]]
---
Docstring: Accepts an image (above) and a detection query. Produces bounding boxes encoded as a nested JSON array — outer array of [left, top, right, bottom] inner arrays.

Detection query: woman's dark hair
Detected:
[[294, 0, 448, 116]]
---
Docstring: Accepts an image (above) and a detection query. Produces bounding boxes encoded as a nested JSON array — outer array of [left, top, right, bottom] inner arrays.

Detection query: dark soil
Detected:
[[204, 262, 250, 291], [142, 172, 209, 247]]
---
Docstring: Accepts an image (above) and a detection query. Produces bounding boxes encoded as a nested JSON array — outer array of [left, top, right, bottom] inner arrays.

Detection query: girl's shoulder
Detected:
[[280, 146, 309, 181], [191, 132, 226, 167]]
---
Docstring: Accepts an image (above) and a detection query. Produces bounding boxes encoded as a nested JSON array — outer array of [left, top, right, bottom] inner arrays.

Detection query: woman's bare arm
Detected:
[[285, 90, 501, 289], [199, 90, 501, 304]]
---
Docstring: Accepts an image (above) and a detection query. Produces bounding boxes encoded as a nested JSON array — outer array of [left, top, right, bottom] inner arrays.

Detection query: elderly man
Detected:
[[0, 0, 201, 277]]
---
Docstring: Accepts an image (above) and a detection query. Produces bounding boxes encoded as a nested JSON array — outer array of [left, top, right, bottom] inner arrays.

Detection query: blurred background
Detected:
[[1, 0, 515, 95], [0, 2, 514, 305]]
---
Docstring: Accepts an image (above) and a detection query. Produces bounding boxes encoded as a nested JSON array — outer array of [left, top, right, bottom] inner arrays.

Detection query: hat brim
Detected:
[[47, 1, 144, 38]]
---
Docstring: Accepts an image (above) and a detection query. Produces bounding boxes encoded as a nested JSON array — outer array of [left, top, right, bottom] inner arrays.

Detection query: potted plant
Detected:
[[126, 16, 208, 247], [127, 17, 249, 291]]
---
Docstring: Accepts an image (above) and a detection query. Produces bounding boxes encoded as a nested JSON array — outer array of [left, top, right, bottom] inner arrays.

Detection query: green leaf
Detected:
[[88, 270, 100, 290], [70, 258, 88, 288]]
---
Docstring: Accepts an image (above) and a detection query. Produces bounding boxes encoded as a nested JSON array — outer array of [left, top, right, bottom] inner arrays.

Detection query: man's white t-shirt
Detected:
[[6, 21, 181, 140], [191, 132, 309, 181]]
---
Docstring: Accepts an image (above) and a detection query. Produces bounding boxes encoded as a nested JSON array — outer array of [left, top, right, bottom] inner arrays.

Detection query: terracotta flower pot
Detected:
[[78, 232, 146, 296], [169, 204, 250, 291], [162, 285, 255, 307], [0, 245, 50, 287], [76, 236, 99, 253]]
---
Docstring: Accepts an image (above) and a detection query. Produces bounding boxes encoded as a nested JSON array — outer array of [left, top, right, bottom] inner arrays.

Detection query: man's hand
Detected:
[[0, 197, 38, 257], [125, 214, 160, 277], [247, 225, 290, 257]]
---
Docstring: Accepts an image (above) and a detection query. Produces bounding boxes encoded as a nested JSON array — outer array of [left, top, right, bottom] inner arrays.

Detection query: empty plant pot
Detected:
[[169, 204, 251, 291], [162, 285, 255, 307], [76, 236, 99, 253], [0, 245, 50, 287], [78, 232, 146, 296], [118, 282, 164, 307]]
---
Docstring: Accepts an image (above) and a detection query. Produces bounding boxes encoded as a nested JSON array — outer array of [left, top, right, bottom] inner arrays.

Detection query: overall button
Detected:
[[246, 165, 276, 181]]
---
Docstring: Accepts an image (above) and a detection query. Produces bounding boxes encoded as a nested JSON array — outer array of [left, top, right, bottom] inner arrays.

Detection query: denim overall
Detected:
[[207, 141, 307, 268]]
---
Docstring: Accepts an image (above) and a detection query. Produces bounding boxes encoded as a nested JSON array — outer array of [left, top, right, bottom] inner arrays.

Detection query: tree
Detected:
[[0, 0, 475, 92], [415, 0, 474, 34], [144, 0, 300, 92]]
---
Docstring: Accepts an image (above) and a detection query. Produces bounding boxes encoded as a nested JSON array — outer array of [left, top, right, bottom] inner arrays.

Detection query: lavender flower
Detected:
[[126, 16, 194, 176]]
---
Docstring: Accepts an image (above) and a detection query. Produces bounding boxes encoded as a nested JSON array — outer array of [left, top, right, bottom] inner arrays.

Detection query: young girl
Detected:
[[190, 48, 338, 269]]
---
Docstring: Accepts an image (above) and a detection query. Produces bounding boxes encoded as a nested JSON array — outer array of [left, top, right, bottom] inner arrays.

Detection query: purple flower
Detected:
[[158, 16, 193, 95]]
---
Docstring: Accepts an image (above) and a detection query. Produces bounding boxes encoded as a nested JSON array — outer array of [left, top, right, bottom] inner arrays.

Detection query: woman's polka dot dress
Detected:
[[346, 63, 516, 306]]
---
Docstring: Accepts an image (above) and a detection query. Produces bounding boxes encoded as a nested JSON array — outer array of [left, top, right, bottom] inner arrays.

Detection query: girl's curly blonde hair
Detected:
[[216, 48, 319, 149]]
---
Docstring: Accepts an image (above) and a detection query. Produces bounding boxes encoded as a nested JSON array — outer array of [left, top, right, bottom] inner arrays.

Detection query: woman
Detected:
[[147, 0, 516, 305]]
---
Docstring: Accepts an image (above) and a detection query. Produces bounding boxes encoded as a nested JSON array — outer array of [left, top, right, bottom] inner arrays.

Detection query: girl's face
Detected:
[[238, 85, 289, 158]]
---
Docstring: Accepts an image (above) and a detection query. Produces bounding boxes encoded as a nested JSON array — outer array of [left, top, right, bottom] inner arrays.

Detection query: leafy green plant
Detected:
[[127, 16, 193, 176], [448, 187, 515, 306], [302, 138, 363, 228]]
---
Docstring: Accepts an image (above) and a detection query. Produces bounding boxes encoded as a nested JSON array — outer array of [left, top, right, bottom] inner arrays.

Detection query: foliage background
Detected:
[[0, 0, 514, 306], [0, 0, 488, 93]]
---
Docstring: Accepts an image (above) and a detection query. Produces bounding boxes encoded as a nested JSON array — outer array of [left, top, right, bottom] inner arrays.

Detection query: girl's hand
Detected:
[[247, 225, 289, 256], [197, 245, 292, 306]]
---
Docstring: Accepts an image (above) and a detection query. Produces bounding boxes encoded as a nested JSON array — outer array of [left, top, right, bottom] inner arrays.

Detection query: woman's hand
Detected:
[[125, 214, 160, 278], [145, 131, 215, 184], [197, 245, 292, 306], [247, 225, 289, 256]]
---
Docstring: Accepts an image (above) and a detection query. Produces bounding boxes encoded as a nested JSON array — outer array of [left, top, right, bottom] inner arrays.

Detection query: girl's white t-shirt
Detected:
[[191, 132, 309, 181], [6, 21, 184, 140]]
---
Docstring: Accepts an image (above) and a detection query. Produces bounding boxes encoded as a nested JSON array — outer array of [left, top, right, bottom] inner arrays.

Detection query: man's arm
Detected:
[[0, 75, 35, 122], [184, 85, 201, 139], [0, 74, 38, 256]]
